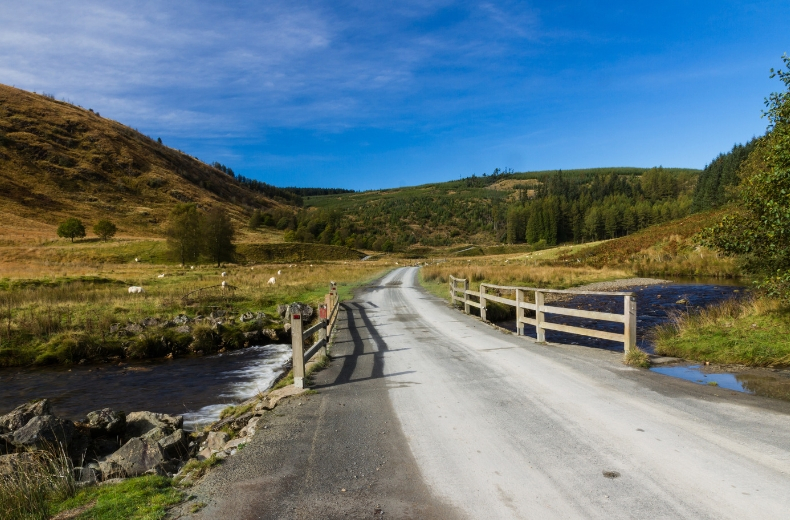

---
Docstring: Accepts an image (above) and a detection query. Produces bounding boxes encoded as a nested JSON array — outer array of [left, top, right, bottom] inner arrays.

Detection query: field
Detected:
[[0, 236, 389, 367]]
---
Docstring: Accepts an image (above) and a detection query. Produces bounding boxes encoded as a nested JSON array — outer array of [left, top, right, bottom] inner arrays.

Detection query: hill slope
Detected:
[[302, 167, 700, 250], [0, 85, 292, 243]]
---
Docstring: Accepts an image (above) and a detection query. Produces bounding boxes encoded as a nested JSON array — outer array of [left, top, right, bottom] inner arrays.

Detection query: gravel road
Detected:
[[183, 267, 790, 519]]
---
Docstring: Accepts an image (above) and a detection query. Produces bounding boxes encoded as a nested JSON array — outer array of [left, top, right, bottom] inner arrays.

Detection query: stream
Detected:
[[497, 279, 744, 353], [0, 344, 291, 430]]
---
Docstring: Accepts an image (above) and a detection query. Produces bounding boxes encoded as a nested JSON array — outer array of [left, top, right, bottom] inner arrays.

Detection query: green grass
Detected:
[[653, 298, 790, 367], [173, 455, 221, 487], [623, 348, 651, 368], [50, 476, 182, 520]]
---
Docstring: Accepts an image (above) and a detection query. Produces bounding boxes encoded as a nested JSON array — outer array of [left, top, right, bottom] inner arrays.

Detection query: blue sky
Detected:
[[1, 1, 788, 190]]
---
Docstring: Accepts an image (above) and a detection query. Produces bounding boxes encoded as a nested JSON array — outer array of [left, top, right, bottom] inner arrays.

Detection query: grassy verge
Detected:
[[653, 298, 790, 367], [50, 475, 182, 519], [623, 348, 651, 368]]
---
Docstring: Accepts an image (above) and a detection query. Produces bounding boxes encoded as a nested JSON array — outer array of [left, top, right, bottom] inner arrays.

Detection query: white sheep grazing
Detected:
[[134, 258, 139, 262], [128, 286, 144, 294], [221, 272, 227, 277], [190, 266, 194, 270], [157, 274, 165, 278], [221, 281, 227, 289], [277, 270, 281, 275], [267, 277, 276, 285]]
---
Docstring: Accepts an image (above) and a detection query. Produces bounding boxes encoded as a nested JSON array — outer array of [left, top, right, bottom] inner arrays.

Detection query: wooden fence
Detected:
[[290, 282, 340, 389], [449, 276, 637, 352]]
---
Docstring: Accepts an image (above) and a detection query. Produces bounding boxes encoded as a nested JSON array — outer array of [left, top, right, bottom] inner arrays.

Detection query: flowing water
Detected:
[[498, 280, 744, 353], [0, 344, 291, 430]]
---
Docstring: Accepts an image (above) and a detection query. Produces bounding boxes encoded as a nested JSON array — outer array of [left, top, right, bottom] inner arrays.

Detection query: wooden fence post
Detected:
[[480, 284, 487, 321], [516, 288, 524, 336], [535, 290, 545, 342], [291, 310, 305, 389], [624, 294, 637, 353], [464, 279, 470, 314]]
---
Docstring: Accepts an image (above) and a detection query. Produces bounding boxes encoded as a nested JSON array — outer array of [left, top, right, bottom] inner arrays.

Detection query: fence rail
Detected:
[[290, 282, 340, 389], [449, 276, 636, 352]]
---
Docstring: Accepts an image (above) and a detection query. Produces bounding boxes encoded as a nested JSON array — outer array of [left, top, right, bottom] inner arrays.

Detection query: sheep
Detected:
[[221, 281, 228, 289], [190, 266, 194, 270], [277, 270, 281, 275], [134, 258, 139, 262], [157, 274, 165, 278], [128, 286, 144, 294], [221, 272, 227, 277], [267, 277, 276, 285]]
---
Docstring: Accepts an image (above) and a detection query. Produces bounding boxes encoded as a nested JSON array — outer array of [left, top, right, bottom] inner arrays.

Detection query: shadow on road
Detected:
[[314, 302, 414, 389]]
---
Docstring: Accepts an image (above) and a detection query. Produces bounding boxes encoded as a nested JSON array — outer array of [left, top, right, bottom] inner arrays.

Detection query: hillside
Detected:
[[0, 85, 295, 244], [301, 166, 700, 250]]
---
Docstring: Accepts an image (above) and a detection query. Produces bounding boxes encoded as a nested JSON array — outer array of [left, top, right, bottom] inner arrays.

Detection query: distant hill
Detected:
[[0, 84, 298, 241], [300, 166, 700, 251]]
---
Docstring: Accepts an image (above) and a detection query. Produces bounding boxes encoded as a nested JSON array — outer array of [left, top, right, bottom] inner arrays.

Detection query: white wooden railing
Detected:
[[290, 282, 340, 388], [449, 276, 636, 352]]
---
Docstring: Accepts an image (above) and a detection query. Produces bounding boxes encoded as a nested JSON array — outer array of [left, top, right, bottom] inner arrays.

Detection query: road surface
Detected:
[[186, 267, 790, 519]]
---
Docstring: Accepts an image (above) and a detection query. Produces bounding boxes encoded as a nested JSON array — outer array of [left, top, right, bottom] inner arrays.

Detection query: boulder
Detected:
[[141, 427, 169, 443], [276, 304, 289, 318], [141, 317, 160, 328], [86, 408, 126, 437], [0, 452, 40, 478], [240, 312, 255, 323], [205, 431, 229, 451], [125, 411, 183, 438], [75, 462, 101, 484], [240, 416, 263, 438], [282, 303, 314, 322], [174, 325, 191, 334], [90, 437, 121, 459], [172, 314, 189, 325], [262, 329, 279, 341], [99, 437, 165, 478], [67, 427, 91, 462], [0, 399, 52, 433], [159, 429, 188, 460], [224, 437, 248, 451], [0, 433, 13, 455], [125, 323, 144, 334], [12, 415, 74, 449]]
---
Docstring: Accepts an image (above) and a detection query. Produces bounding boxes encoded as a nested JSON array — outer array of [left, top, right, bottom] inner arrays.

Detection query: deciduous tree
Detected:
[[93, 219, 117, 241], [166, 203, 204, 265], [57, 217, 86, 242]]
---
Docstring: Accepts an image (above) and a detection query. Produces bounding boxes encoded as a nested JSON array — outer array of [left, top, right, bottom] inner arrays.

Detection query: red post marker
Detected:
[[319, 305, 327, 319], [293, 314, 300, 320]]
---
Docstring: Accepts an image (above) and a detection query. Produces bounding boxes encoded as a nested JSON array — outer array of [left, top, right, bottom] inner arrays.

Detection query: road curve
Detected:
[[368, 267, 790, 519], [185, 267, 790, 519]]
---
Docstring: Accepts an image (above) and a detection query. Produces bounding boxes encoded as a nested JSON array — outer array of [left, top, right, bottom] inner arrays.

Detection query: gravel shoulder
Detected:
[[175, 298, 458, 519]]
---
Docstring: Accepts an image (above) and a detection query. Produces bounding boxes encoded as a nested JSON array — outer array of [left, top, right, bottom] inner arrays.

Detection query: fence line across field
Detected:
[[290, 282, 340, 389], [448, 275, 637, 352]]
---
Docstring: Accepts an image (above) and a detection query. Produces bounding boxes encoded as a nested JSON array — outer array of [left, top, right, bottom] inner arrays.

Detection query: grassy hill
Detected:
[[0, 84, 296, 245], [303, 166, 700, 250]]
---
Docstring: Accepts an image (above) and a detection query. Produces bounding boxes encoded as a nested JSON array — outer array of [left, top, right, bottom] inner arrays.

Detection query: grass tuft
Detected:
[[623, 348, 651, 368]]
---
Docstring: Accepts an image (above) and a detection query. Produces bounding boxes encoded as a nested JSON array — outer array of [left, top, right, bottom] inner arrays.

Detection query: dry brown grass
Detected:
[[0, 84, 290, 240], [421, 258, 630, 291]]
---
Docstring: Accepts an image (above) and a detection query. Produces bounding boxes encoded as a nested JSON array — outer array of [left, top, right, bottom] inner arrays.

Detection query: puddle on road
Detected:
[[649, 364, 790, 401]]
